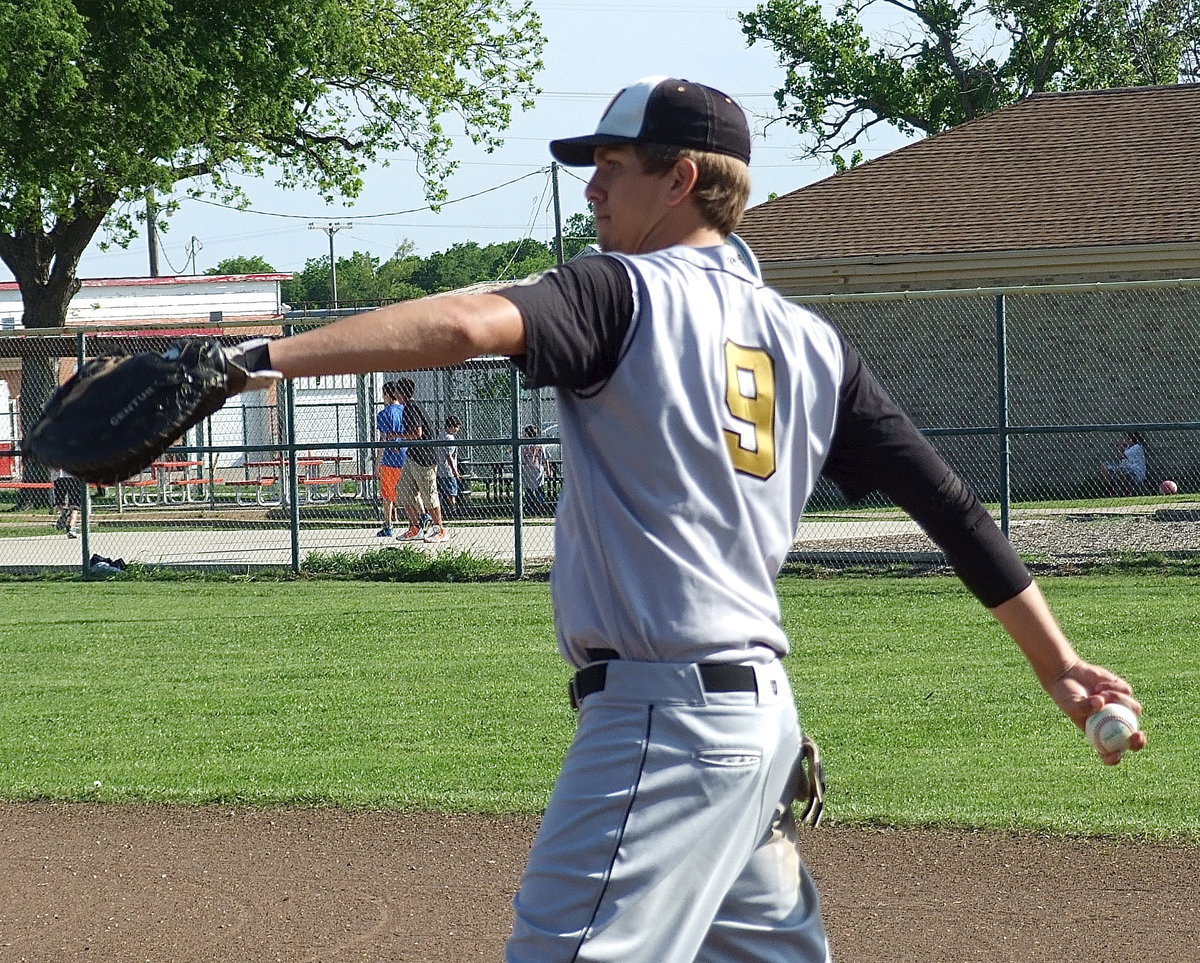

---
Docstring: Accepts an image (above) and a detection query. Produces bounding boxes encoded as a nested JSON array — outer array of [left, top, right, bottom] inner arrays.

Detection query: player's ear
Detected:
[[664, 156, 701, 207]]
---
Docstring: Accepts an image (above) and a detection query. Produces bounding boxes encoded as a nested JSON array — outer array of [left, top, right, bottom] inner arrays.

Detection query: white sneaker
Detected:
[[423, 526, 449, 544]]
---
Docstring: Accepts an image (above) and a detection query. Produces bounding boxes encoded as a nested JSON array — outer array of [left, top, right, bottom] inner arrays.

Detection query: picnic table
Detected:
[[118, 459, 205, 507], [240, 457, 347, 505]]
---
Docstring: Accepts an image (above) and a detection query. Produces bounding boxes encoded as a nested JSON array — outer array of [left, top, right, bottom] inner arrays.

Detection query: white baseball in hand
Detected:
[[1085, 703, 1140, 755]]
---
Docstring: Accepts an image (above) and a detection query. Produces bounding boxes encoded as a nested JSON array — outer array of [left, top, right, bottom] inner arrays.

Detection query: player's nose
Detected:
[[584, 173, 604, 205]]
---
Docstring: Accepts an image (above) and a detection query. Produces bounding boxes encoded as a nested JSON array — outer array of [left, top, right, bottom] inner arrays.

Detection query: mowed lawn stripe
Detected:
[[0, 576, 1193, 837]]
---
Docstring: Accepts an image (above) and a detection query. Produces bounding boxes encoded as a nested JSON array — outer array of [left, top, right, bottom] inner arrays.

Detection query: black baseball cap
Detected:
[[550, 76, 751, 167]]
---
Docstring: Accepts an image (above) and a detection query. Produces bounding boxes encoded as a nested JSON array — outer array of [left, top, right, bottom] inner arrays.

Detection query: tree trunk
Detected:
[[15, 352, 60, 510], [0, 200, 108, 509]]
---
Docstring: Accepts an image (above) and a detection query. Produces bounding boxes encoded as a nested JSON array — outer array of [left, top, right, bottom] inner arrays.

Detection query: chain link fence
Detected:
[[795, 278, 1200, 568], [2, 278, 1199, 575], [0, 318, 560, 575]]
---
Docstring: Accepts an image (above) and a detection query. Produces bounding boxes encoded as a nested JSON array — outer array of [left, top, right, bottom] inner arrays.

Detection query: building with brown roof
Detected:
[[738, 84, 1200, 295], [738, 85, 1200, 500]]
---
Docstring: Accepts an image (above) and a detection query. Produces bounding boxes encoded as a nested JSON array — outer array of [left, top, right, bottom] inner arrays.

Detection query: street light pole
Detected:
[[308, 222, 352, 308]]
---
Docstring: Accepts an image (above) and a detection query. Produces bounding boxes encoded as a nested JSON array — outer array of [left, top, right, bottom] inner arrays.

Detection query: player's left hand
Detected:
[[23, 337, 280, 485]]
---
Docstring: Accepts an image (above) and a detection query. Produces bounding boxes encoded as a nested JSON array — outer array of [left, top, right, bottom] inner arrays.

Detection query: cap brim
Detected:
[[549, 134, 637, 166]]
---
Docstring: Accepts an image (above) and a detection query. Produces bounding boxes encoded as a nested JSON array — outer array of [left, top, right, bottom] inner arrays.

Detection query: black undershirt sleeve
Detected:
[[500, 263, 1028, 607], [496, 256, 635, 392], [822, 337, 1032, 609]]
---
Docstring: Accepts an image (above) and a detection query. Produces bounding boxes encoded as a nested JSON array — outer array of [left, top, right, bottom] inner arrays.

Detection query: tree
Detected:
[[282, 248, 426, 305], [562, 211, 598, 260], [409, 240, 556, 293], [740, 0, 1200, 163], [205, 256, 278, 276], [0, 0, 544, 459], [236, 214, 596, 310]]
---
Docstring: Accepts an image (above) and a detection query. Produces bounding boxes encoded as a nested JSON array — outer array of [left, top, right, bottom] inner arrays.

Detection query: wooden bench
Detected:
[[162, 476, 216, 503], [118, 477, 162, 507], [0, 481, 106, 491]]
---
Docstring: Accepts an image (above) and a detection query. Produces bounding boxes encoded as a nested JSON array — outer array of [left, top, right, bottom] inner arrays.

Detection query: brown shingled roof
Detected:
[[737, 84, 1200, 262]]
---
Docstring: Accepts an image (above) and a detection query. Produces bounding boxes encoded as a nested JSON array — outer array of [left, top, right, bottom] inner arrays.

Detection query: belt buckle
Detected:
[[568, 676, 582, 711]]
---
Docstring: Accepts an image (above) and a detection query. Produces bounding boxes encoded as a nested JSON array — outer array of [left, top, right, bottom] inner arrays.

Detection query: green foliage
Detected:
[[279, 229, 591, 305], [281, 248, 427, 305], [740, 0, 1200, 159], [205, 255, 278, 276], [562, 210, 598, 258], [301, 545, 507, 581], [409, 239, 556, 292], [0, 0, 546, 326], [253, 209, 594, 308]]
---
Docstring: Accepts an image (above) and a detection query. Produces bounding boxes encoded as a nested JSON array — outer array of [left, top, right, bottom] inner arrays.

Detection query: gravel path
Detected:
[[798, 507, 1200, 567]]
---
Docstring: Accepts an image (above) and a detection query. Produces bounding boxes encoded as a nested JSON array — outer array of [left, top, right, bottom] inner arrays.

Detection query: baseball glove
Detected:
[[23, 337, 277, 484], [794, 735, 827, 828]]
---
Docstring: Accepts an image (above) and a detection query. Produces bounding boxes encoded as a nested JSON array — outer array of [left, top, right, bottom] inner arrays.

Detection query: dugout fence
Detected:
[[2, 277, 1199, 575]]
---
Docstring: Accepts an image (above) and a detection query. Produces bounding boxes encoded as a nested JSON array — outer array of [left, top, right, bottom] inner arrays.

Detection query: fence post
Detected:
[[76, 331, 90, 575], [356, 374, 371, 478], [284, 325, 301, 573], [510, 364, 524, 578], [995, 294, 1011, 537]]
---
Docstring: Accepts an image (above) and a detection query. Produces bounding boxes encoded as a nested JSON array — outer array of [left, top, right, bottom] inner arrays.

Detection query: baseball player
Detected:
[[27, 76, 1146, 962]]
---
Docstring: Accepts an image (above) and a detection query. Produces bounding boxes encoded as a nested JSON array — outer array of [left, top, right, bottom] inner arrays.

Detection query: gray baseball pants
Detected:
[[506, 658, 832, 962]]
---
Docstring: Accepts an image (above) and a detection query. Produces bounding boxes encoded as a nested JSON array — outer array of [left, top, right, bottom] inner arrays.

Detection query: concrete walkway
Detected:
[[0, 516, 926, 572]]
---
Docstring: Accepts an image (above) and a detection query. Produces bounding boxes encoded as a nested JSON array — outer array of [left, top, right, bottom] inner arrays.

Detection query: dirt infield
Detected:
[[1, 803, 1194, 962]]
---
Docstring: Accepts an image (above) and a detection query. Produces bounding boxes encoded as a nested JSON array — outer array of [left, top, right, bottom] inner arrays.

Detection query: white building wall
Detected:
[[0, 274, 288, 327]]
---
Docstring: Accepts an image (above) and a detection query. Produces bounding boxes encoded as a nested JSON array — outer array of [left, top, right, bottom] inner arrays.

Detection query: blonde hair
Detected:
[[633, 144, 751, 236]]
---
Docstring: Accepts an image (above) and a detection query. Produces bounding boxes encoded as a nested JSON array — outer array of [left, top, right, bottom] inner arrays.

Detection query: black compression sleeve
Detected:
[[822, 339, 1032, 608], [498, 256, 635, 391]]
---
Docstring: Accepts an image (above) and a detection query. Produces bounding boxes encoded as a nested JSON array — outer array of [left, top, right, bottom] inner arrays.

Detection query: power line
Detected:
[[188, 168, 548, 222]]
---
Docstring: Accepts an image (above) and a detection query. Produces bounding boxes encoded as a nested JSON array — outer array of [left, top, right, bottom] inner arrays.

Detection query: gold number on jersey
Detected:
[[723, 341, 776, 479]]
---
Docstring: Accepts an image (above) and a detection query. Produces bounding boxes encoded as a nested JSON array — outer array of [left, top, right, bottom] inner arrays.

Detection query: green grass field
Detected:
[[1, 575, 1195, 839]]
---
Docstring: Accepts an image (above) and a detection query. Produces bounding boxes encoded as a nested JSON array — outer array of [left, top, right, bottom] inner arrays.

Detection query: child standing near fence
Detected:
[[52, 468, 82, 538]]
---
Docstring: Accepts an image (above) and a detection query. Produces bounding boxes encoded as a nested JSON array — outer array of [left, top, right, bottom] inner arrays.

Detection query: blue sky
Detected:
[[53, 1, 911, 281]]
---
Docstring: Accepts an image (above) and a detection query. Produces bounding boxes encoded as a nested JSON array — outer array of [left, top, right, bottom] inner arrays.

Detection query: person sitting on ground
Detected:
[[1101, 431, 1148, 495]]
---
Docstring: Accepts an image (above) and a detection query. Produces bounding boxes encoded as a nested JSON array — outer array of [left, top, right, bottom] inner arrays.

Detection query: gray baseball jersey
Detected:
[[547, 244, 841, 665], [505, 246, 1030, 671]]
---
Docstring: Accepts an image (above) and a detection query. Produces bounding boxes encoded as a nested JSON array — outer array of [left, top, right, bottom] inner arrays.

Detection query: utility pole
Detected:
[[309, 221, 352, 307], [146, 193, 160, 277], [551, 162, 564, 266], [184, 237, 203, 275]]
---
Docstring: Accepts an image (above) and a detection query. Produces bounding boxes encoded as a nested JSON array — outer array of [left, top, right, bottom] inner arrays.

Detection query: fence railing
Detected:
[[3, 278, 1200, 574]]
